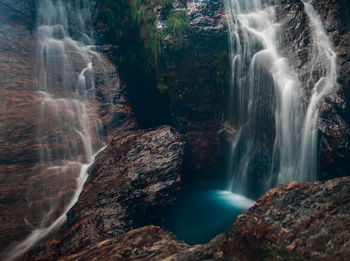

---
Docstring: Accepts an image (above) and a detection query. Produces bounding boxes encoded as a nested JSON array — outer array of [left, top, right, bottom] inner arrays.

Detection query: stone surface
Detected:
[[25, 126, 184, 259], [51, 177, 350, 261], [95, 0, 230, 179], [158, 0, 230, 179], [0, 0, 43, 250], [60, 225, 189, 261], [0, 0, 135, 252], [196, 177, 350, 261], [94, 0, 230, 183], [311, 0, 350, 179]]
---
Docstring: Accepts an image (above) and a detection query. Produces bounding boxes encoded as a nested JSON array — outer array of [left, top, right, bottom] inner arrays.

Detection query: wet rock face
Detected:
[[276, 0, 313, 86], [186, 0, 227, 35], [276, 0, 350, 180], [159, 0, 230, 178], [0, 0, 37, 165], [222, 177, 350, 260], [93, 0, 229, 182], [0, 0, 39, 250], [310, 0, 350, 179], [25, 126, 184, 258], [0, 0, 135, 252], [53, 177, 350, 261]]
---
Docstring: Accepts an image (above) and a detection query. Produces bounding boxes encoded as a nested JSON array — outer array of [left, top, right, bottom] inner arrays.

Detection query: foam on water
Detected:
[[166, 190, 255, 244]]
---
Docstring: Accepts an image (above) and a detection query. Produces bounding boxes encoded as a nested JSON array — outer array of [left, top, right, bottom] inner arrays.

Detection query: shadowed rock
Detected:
[[25, 126, 184, 259], [61, 225, 189, 261], [58, 177, 350, 261]]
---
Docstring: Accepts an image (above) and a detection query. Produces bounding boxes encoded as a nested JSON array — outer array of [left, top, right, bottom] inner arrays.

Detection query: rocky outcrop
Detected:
[[25, 126, 184, 259], [60, 226, 189, 261], [168, 177, 350, 260], [208, 177, 350, 260], [55, 177, 350, 261]]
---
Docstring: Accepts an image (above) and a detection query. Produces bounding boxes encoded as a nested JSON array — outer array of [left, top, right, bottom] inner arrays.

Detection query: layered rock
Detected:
[[0, 0, 135, 253], [60, 226, 189, 261], [25, 126, 184, 259], [0, 0, 42, 250]]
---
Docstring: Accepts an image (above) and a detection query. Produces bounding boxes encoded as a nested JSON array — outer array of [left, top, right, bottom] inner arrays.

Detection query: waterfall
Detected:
[[1, 1, 108, 260], [296, 1, 337, 184], [224, 0, 337, 197]]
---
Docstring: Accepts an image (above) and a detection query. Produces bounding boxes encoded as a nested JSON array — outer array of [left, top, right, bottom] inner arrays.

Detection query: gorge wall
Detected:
[[93, 0, 350, 189], [92, 0, 231, 184], [0, 0, 349, 260]]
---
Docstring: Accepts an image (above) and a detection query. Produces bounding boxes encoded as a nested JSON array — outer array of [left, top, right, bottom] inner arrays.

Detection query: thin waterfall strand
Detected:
[[1, 1, 109, 259]]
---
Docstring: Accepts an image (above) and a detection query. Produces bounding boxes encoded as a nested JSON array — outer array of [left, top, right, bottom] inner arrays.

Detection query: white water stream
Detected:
[[2, 1, 108, 260], [224, 0, 337, 196]]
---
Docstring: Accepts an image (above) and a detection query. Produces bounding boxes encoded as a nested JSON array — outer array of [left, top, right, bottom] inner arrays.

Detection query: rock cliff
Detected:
[[94, 0, 230, 183], [25, 126, 184, 259], [160, 0, 230, 179], [0, 0, 134, 253], [1, 0, 350, 260]]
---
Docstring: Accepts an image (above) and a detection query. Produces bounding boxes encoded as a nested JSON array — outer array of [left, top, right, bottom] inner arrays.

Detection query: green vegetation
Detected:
[[157, 83, 169, 94], [98, 0, 176, 126], [98, 0, 228, 126], [127, 0, 189, 90], [101, 0, 189, 69], [168, 9, 188, 44], [213, 42, 230, 87], [101, 0, 131, 39]]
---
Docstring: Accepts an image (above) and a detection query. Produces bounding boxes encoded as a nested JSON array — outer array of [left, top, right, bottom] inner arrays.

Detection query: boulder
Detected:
[[57, 177, 350, 261], [60, 225, 189, 261], [25, 126, 184, 259]]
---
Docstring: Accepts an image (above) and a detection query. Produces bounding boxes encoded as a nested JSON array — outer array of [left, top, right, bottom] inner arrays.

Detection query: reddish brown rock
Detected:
[[50, 177, 350, 261], [173, 177, 350, 260], [0, 0, 135, 253], [0, 0, 41, 250], [60, 226, 189, 261], [24, 126, 184, 259]]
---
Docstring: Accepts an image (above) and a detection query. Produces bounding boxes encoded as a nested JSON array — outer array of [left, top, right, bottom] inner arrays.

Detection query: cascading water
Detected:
[[1, 1, 108, 260], [224, 0, 337, 198], [295, 1, 337, 185]]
